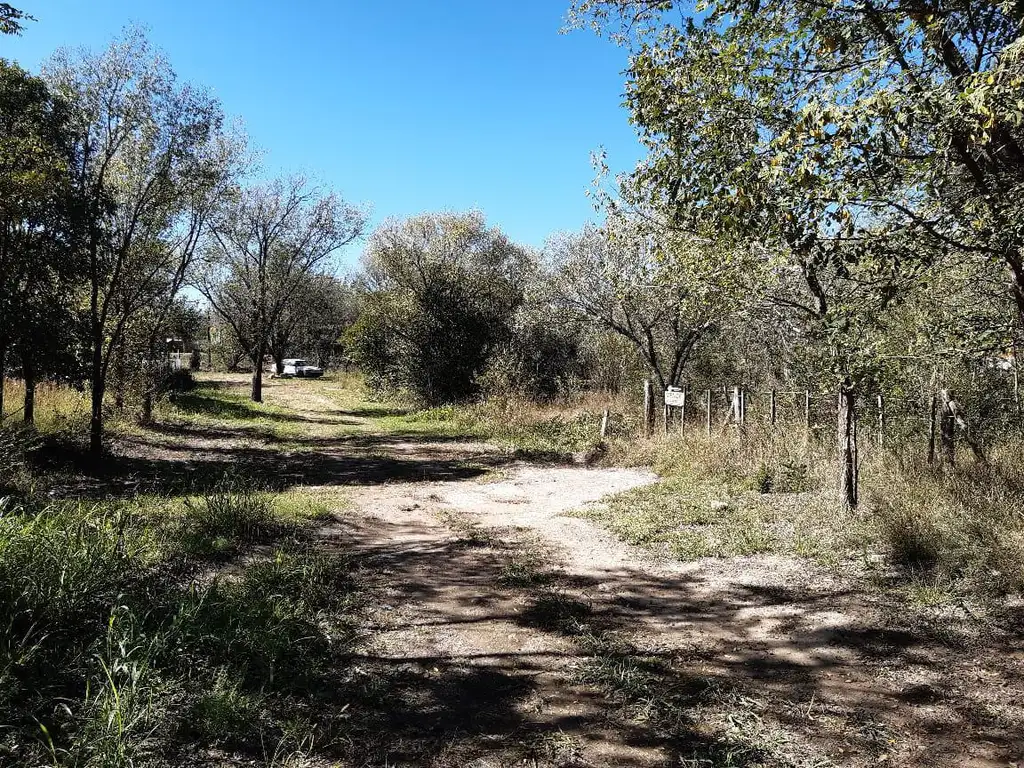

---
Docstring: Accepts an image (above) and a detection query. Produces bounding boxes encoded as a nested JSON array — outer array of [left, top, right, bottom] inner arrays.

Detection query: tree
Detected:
[[0, 59, 76, 424], [351, 212, 530, 404], [0, 3, 30, 35], [44, 29, 237, 452], [569, 0, 1024, 330], [269, 273, 357, 371], [198, 176, 365, 402], [548, 217, 757, 391], [568, 0, 1024, 506], [478, 273, 589, 401]]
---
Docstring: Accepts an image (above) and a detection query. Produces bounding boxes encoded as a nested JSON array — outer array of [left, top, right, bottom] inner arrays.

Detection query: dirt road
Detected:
[[109, 375, 1024, 767], [326, 461, 1023, 768]]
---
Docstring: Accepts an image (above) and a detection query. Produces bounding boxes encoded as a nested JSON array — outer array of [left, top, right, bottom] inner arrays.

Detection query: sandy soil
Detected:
[[319, 456, 1023, 768], [94, 375, 1024, 767]]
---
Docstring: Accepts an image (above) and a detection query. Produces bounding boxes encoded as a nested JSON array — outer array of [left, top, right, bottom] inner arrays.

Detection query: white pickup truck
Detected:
[[281, 358, 323, 378]]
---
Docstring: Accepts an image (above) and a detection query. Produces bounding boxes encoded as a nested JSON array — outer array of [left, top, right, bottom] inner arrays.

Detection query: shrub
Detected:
[[179, 481, 283, 556], [350, 212, 529, 405], [0, 425, 36, 494], [161, 368, 196, 394]]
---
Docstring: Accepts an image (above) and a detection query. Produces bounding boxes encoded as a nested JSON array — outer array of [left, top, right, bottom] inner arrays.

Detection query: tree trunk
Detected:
[[90, 381, 105, 454], [837, 383, 858, 511], [22, 350, 35, 425], [90, 333, 105, 455], [114, 337, 126, 411], [139, 354, 154, 425], [251, 351, 264, 403], [0, 342, 6, 423]]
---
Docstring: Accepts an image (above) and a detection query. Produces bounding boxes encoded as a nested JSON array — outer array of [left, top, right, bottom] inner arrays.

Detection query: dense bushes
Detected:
[[349, 212, 531, 405]]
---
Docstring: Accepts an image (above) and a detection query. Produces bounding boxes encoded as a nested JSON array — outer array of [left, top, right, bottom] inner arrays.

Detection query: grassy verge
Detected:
[[398, 396, 613, 460], [0, 479, 361, 767], [582, 423, 1024, 598]]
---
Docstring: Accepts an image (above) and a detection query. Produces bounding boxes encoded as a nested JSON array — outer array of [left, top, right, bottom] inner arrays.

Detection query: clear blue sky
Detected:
[[2, 0, 643, 269]]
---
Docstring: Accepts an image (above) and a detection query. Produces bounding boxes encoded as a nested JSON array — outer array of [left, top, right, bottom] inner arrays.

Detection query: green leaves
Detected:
[[572, 0, 1024, 388]]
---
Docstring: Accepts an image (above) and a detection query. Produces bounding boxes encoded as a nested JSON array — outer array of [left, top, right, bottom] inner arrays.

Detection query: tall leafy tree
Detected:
[[569, 0, 1024, 506], [569, 0, 1024, 328], [197, 176, 365, 402], [44, 29, 237, 452], [548, 216, 758, 390], [0, 59, 76, 424], [351, 212, 530, 404]]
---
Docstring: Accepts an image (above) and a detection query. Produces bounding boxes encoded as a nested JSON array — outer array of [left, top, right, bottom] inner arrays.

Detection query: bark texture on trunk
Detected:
[[90, 335, 105, 455], [0, 344, 6, 422], [90, 382, 104, 454], [251, 356, 263, 403], [141, 390, 153, 425], [837, 384, 858, 512]]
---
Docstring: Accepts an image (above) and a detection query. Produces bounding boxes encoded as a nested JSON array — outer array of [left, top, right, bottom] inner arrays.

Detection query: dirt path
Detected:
[[322, 466, 666, 767], [94, 375, 1023, 766], [327, 462, 1024, 768]]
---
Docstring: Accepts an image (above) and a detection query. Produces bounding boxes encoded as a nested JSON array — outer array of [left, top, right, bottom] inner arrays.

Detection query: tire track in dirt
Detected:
[[322, 464, 669, 767]]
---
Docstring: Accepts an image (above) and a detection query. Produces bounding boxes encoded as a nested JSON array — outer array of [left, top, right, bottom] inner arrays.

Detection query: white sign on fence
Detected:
[[664, 389, 686, 407]]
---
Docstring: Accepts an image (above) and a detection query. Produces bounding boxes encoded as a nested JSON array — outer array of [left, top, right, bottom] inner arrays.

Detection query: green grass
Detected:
[[399, 402, 604, 460], [0, 481, 361, 767], [574, 475, 846, 561], [583, 422, 1024, 596]]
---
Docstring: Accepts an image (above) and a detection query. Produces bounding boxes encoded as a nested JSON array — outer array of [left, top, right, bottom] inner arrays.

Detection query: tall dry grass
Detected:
[[1, 378, 90, 435], [598, 412, 1024, 594]]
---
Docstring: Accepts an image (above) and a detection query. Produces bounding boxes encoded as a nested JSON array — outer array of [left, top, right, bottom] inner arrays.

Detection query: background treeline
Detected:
[[345, 0, 1024, 551], [0, 24, 364, 453], [5, 3, 1024, 498]]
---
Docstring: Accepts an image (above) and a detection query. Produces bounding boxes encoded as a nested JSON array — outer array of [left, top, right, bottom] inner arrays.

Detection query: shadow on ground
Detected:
[[33, 439, 506, 498], [307, 514, 1024, 768]]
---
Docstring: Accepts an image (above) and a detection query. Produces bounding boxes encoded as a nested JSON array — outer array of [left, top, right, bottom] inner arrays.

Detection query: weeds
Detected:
[[404, 397, 606, 460], [0, 478, 361, 767], [588, 418, 1024, 595], [179, 479, 284, 556], [0, 425, 38, 494], [862, 455, 1024, 593]]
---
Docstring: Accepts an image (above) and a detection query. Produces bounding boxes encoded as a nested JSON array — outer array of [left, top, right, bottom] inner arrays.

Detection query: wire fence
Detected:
[[641, 381, 1024, 455]]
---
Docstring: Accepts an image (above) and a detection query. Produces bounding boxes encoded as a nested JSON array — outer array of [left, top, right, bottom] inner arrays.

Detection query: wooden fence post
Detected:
[[877, 394, 885, 447], [927, 392, 937, 464], [643, 379, 654, 438], [680, 390, 686, 429], [939, 389, 956, 466], [770, 389, 777, 427], [600, 408, 609, 440], [705, 389, 712, 436], [804, 390, 811, 432]]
